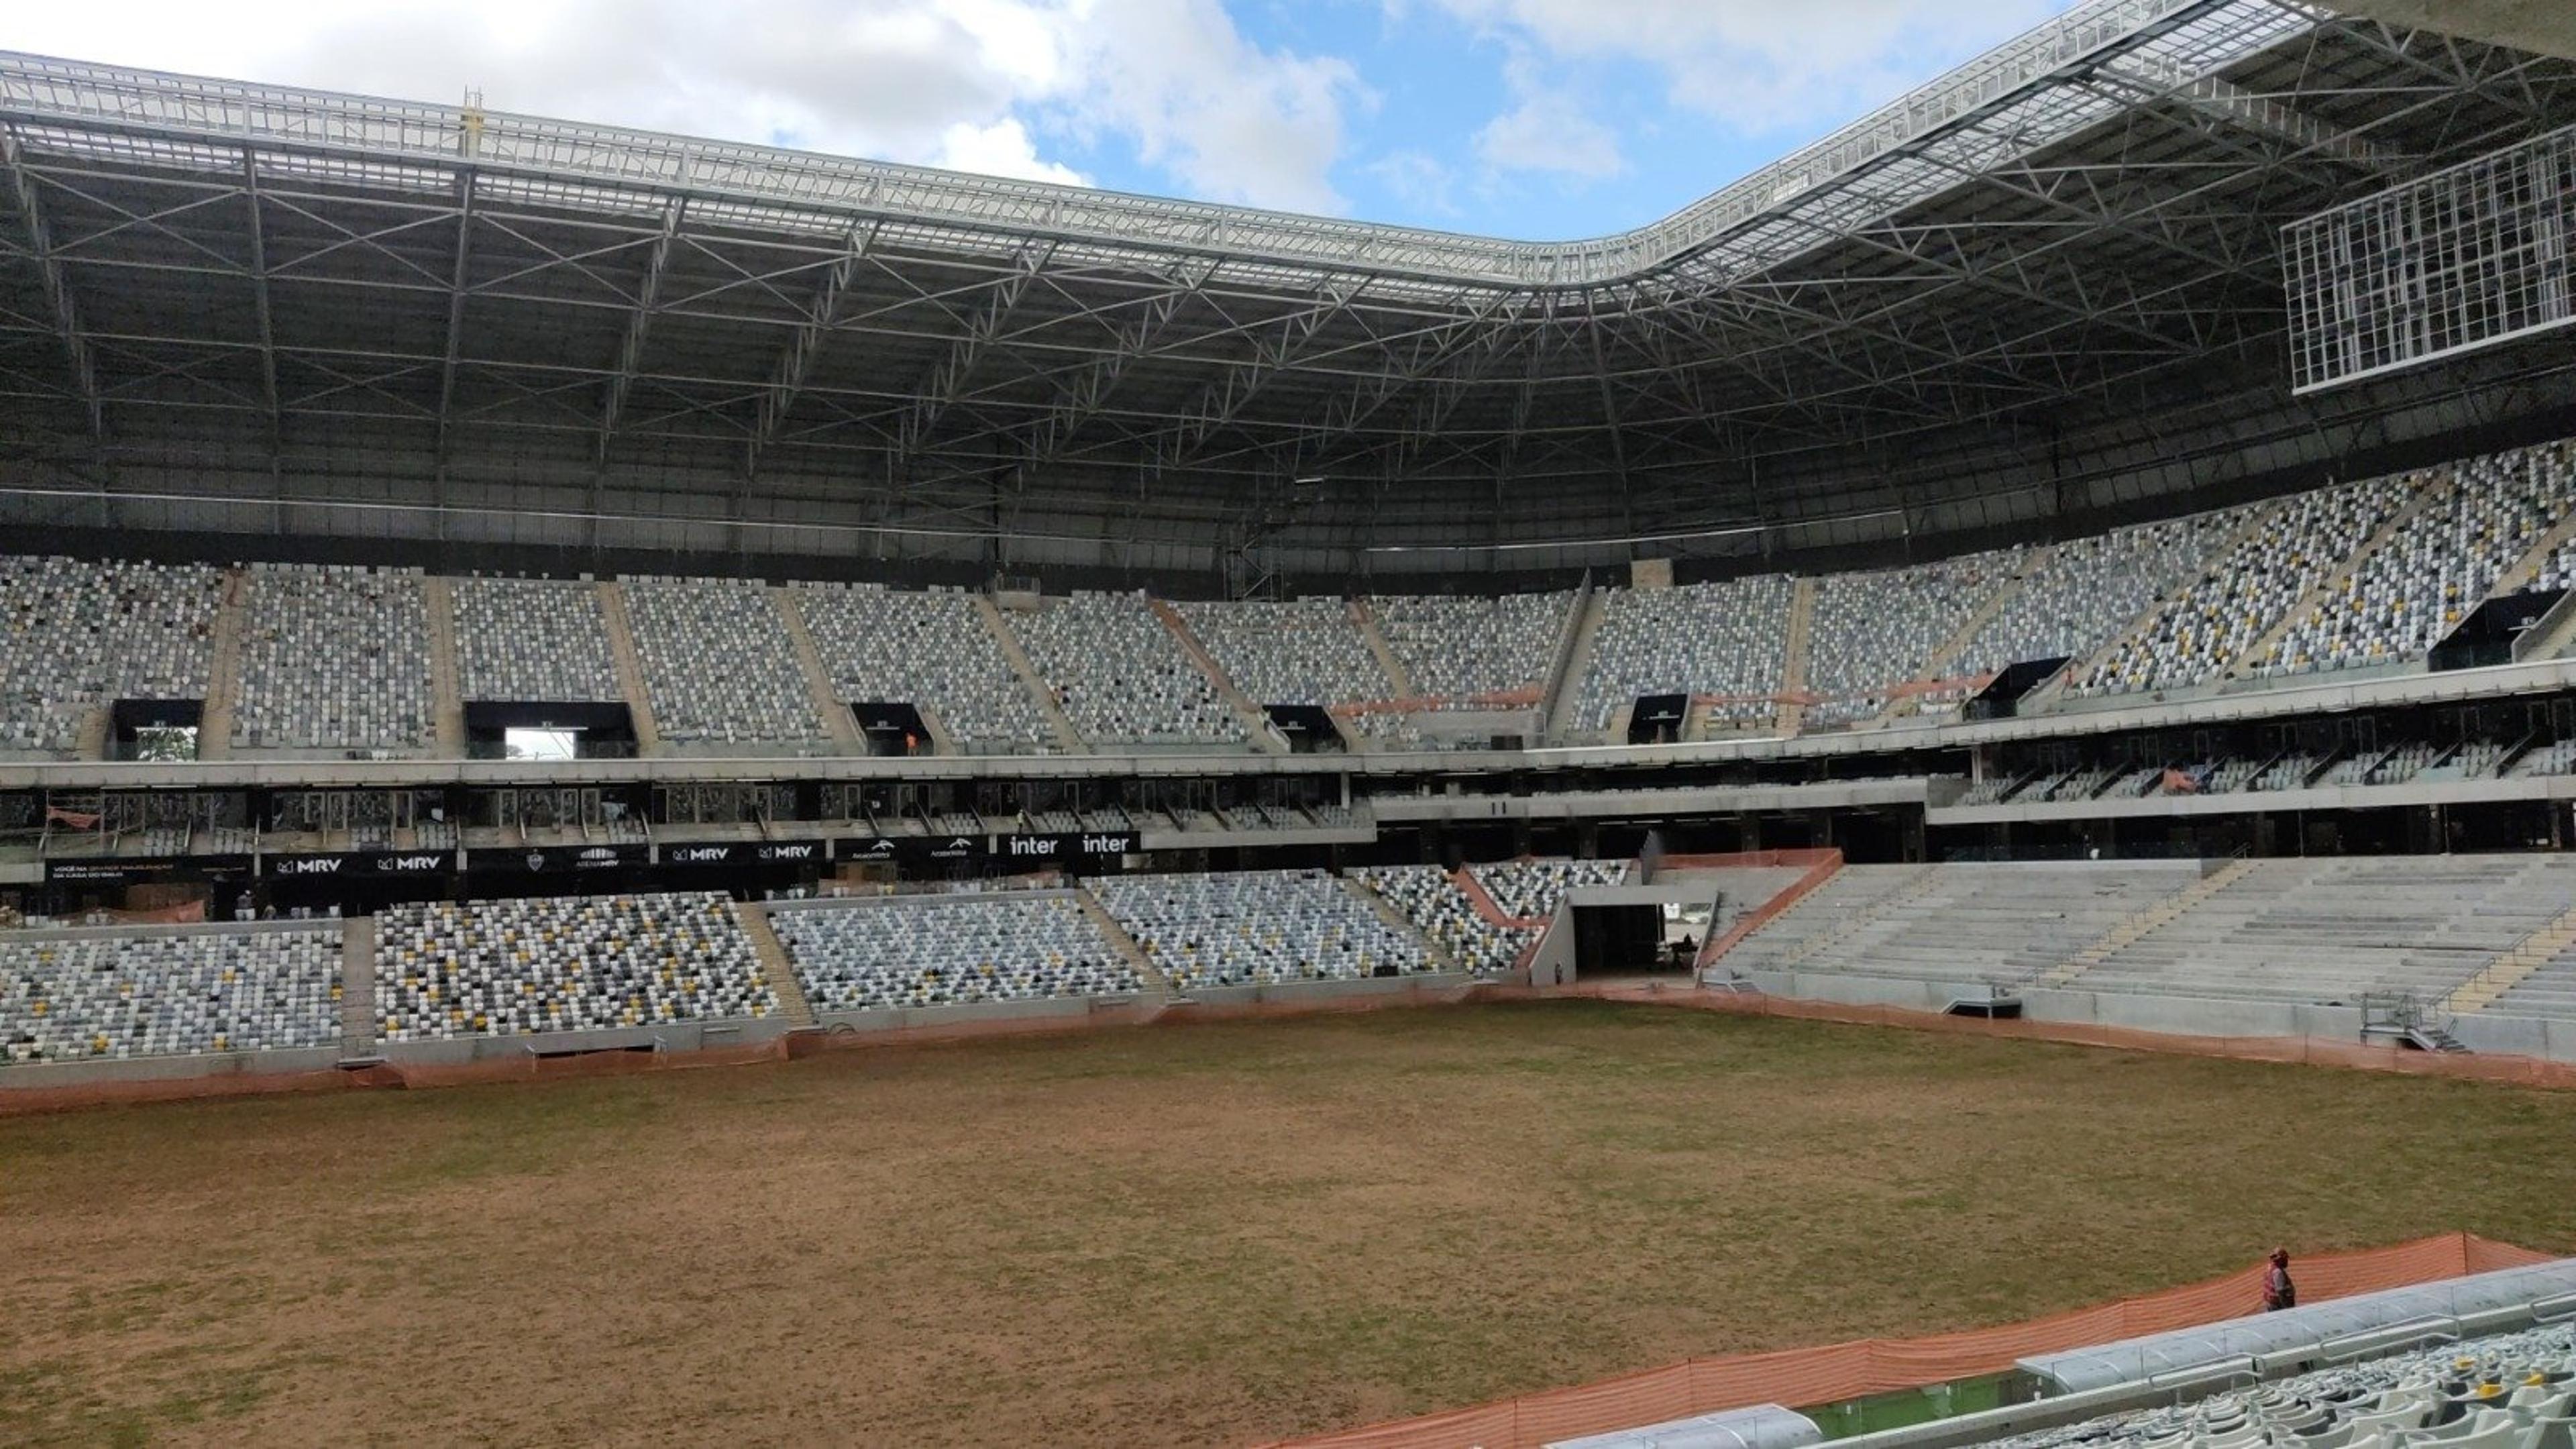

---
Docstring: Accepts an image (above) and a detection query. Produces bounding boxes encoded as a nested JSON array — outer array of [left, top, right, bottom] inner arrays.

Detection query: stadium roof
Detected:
[[2, 0, 2575, 580]]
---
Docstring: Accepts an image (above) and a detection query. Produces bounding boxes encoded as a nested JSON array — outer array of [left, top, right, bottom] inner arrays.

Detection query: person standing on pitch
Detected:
[[2262, 1248, 2296, 1311]]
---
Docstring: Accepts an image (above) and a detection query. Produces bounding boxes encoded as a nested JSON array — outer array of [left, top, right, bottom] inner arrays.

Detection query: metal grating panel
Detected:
[[2286, 124, 2576, 394]]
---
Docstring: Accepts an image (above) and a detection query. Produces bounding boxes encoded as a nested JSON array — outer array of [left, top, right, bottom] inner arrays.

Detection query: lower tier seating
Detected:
[[1722, 862, 2202, 986], [1090, 869, 1428, 989], [372, 891, 775, 1040], [2, 927, 342, 1063], [769, 895, 1140, 1012]]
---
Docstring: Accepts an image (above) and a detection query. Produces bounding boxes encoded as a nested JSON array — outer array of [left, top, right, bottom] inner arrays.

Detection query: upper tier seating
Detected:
[[1014, 591, 1244, 747], [2261, 443, 2576, 678], [1955, 517, 2231, 677], [1091, 869, 1428, 989], [1576, 575, 1794, 731], [235, 564, 433, 751], [621, 577, 826, 749], [1719, 862, 2202, 987], [373, 891, 775, 1040], [0, 555, 221, 754], [2082, 855, 2576, 1006], [2071, 472, 2415, 697], [769, 895, 1139, 1012], [452, 577, 623, 702], [1805, 548, 2022, 725], [1371, 591, 1571, 704], [795, 584, 1050, 753], [1, 927, 341, 1063], [1176, 597, 1390, 707], [1979, 1320, 2575, 1449]]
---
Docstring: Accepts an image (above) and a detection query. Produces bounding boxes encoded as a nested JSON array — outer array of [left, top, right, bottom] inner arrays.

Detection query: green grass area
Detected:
[[3, 1002, 2572, 1446]]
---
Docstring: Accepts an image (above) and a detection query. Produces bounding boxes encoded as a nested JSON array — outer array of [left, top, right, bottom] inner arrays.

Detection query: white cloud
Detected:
[[935, 117, 1089, 186], [1427, 0, 2068, 135], [1472, 50, 1622, 181], [0, 0, 1360, 210], [1364, 150, 1462, 218]]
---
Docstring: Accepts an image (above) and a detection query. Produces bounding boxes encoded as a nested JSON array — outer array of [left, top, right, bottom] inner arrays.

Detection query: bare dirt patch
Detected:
[[4, 1001, 2573, 1447]]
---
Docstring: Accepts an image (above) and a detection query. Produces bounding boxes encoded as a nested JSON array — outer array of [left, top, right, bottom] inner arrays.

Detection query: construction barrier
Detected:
[[1269, 1232, 2553, 1449]]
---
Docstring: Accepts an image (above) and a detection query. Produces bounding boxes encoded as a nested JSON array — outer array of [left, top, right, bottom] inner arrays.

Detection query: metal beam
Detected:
[[745, 222, 870, 478], [891, 239, 1049, 470], [598, 197, 683, 461], [241, 148, 281, 457], [433, 169, 474, 476], [0, 125, 99, 438]]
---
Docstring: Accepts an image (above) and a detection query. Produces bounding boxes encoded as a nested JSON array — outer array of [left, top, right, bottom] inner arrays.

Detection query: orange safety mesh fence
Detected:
[[1271, 1232, 2553, 1449]]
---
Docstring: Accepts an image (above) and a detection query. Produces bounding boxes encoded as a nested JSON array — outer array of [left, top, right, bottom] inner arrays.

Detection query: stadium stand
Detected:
[[1371, 591, 1571, 704], [1806, 548, 2023, 726], [1, 927, 341, 1062], [1575, 575, 1795, 731], [450, 578, 623, 702], [1350, 865, 1525, 976], [1472, 857, 1633, 917], [1970, 1320, 2575, 1449], [234, 564, 434, 751], [1090, 869, 1429, 988], [1954, 517, 2233, 678], [2070, 471, 2417, 697], [1012, 591, 1245, 747], [619, 577, 826, 750], [794, 583, 1051, 753], [2261, 443, 2576, 678], [0, 555, 221, 755], [1353, 858, 1632, 976], [1175, 596, 1389, 709], [1717, 862, 2203, 987], [372, 891, 776, 1040], [769, 895, 1140, 1012]]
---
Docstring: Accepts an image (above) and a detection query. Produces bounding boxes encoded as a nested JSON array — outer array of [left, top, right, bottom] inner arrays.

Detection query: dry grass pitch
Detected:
[[5, 1001, 2574, 1448]]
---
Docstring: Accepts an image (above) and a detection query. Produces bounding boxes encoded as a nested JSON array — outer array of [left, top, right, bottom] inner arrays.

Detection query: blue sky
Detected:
[[1, 0, 2080, 239]]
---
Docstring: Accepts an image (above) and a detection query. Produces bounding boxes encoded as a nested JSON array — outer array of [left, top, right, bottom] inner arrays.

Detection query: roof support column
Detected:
[[1, 125, 102, 441]]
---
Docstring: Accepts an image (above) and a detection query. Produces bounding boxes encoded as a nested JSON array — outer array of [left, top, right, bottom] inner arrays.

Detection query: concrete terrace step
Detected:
[[1073, 889, 1167, 1002], [197, 566, 248, 761], [2040, 857, 2257, 989], [733, 903, 816, 1029], [421, 574, 466, 755], [2444, 899, 2576, 1016], [594, 582, 663, 755], [1768, 865, 1941, 972], [1148, 598, 1284, 753], [340, 914, 377, 1055], [771, 585, 866, 755], [975, 595, 1086, 753]]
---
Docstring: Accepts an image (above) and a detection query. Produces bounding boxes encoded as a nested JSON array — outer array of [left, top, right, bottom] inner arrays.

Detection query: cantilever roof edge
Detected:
[[0, 0, 2298, 290]]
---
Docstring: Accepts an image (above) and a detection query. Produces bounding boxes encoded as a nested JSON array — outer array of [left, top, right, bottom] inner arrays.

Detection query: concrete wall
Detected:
[[812, 995, 1107, 1035], [376, 1015, 796, 1067], [1179, 971, 1472, 1008], [0, 1045, 345, 1091]]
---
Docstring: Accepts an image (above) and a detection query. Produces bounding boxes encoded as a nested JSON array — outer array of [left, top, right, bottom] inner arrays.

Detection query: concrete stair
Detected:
[[2222, 479, 2445, 680], [911, 701, 961, 756], [2524, 601, 2576, 663], [1543, 587, 1613, 741], [2442, 900, 2576, 1016], [1349, 597, 1414, 698], [1774, 576, 1817, 737], [975, 595, 1085, 752], [339, 914, 377, 1056], [196, 566, 248, 761], [2039, 857, 2257, 989], [1340, 873, 1458, 973], [771, 585, 865, 754], [1871, 552, 2042, 726], [421, 574, 465, 755], [1768, 864, 1941, 971], [1149, 598, 1283, 753], [735, 903, 816, 1028], [1075, 890, 1167, 1000], [594, 582, 663, 755]]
